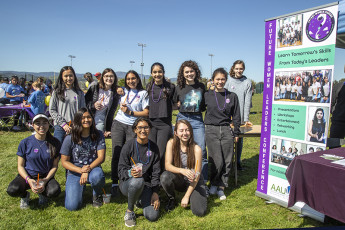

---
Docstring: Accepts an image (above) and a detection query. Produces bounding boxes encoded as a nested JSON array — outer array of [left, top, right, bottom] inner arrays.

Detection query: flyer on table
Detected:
[[257, 4, 338, 203]]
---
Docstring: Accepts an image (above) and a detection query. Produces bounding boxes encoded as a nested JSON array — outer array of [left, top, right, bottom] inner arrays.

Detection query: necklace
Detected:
[[136, 140, 151, 165], [126, 89, 139, 104], [214, 89, 227, 111], [151, 83, 163, 103], [34, 136, 47, 152]]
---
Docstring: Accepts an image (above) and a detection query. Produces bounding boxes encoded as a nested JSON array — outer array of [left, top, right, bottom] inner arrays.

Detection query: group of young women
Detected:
[[6, 59, 252, 227]]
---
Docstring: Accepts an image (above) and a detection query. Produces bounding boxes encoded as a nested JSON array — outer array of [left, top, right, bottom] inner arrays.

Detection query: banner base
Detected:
[[255, 191, 325, 222]]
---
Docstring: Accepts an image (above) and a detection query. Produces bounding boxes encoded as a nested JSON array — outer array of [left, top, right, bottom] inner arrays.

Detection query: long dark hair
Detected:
[[124, 70, 144, 91], [53, 66, 82, 102], [46, 131, 61, 159], [172, 120, 195, 169], [312, 108, 326, 127], [229, 60, 245, 77], [99, 68, 118, 91], [177, 60, 201, 89], [72, 107, 99, 145], [146, 62, 171, 100]]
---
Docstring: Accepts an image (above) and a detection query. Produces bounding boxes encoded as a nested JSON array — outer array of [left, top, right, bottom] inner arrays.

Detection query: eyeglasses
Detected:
[[136, 126, 150, 131]]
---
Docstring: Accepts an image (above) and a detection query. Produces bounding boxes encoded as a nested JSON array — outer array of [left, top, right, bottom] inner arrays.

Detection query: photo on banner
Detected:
[[276, 14, 303, 48]]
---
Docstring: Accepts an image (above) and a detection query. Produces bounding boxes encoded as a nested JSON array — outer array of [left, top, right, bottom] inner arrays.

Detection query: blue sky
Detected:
[[0, 0, 344, 82]]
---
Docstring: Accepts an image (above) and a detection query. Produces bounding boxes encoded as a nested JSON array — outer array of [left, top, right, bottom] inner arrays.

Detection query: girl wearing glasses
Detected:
[[85, 68, 120, 137], [118, 117, 160, 227], [111, 70, 149, 197]]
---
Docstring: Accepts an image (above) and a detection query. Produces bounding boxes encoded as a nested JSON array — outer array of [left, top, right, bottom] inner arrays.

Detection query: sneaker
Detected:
[[32, 131, 36, 135], [209, 185, 218, 195], [12, 126, 21, 131], [111, 184, 119, 197], [135, 200, 142, 209], [205, 186, 210, 198], [124, 210, 136, 227], [217, 189, 226, 201], [165, 198, 176, 212], [38, 194, 49, 206], [20, 192, 30, 209], [93, 195, 103, 208]]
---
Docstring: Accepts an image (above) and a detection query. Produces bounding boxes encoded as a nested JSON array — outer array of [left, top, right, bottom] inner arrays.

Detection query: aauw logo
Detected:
[[271, 184, 290, 195]]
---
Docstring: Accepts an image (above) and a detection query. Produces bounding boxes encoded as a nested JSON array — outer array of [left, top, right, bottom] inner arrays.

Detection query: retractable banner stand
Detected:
[[256, 3, 339, 221]]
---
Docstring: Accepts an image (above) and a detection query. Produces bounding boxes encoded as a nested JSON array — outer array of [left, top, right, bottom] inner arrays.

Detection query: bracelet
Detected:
[[128, 169, 133, 178], [25, 176, 30, 184]]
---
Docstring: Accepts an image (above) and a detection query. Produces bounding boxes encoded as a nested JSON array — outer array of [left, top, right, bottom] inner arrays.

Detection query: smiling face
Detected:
[[151, 65, 164, 84], [33, 118, 49, 136], [233, 64, 244, 78], [134, 121, 151, 140], [81, 111, 92, 129], [175, 123, 191, 143], [213, 73, 226, 91], [126, 73, 138, 89], [62, 69, 75, 88], [183, 66, 196, 84], [103, 72, 115, 88]]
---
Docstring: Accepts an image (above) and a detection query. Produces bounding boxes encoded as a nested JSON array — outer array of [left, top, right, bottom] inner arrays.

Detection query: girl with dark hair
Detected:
[[146, 62, 175, 168], [7, 114, 61, 209], [85, 68, 119, 137], [308, 108, 327, 143], [60, 107, 106, 210], [118, 117, 160, 227], [225, 60, 252, 170], [6, 76, 25, 130], [49, 66, 86, 144], [173, 60, 208, 183], [161, 119, 207, 216], [204, 68, 241, 200], [111, 70, 149, 197]]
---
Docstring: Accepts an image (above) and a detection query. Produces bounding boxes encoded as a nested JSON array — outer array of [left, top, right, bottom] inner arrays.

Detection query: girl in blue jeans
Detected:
[[61, 107, 106, 211], [173, 60, 208, 182]]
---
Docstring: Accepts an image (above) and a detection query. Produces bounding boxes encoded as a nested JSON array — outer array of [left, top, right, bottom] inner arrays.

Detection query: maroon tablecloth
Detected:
[[286, 148, 345, 223], [0, 104, 35, 119]]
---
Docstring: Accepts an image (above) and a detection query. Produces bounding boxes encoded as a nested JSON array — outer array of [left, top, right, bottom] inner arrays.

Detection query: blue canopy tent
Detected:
[[336, 0, 345, 48]]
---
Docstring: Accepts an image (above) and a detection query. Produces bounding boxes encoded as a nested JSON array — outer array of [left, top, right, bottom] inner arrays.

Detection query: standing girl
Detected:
[[7, 114, 61, 209], [225, 60, 252, 170], [308, 108, 327, 143], [161, 119, 207, 216], [204, 68, 241, 200], [60, 108, 106, 210], [146, 63, 175, 168], [49, 66, 85, 144], [85, 68, 119, 137], [173, 60, 207, 182], [110, 70, 149, 196]]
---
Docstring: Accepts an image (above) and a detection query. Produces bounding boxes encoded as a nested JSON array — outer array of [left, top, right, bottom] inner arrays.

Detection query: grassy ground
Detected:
[[0, 94, 343, 229]]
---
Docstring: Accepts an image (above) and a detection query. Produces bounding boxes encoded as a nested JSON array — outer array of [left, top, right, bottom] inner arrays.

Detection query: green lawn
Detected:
[[0, 94, 343, 229]]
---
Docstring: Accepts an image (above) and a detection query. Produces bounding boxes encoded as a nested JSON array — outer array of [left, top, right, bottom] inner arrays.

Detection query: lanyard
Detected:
[[135, 140, 151, 165]]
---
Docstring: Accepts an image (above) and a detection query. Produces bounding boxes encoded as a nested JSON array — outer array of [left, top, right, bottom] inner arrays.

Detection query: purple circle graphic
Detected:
[[306, 10, 334, 42]]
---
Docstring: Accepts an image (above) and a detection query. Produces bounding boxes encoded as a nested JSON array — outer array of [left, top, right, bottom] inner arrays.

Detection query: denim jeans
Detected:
[[54, 125, 66, 145], [65, 166, 105, 211], [176, 112, 207, 181]]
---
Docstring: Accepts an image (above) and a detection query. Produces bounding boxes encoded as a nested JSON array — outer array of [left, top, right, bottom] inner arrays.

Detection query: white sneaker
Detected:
[[217, 189, 226, 201], [209, 185, 218, 195], [20, 192, 30, 209]]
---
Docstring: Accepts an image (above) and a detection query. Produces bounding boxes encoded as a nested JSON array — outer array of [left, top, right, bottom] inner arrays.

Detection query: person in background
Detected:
[[320, 76, 330, 103], [49, 66, 86, 144], [224, 60, 252, 170], [89, 72, 102, 88], [60, 108, 106, 210], [330, 82, 345, 148], [6, 114, 61, 209], [44, 79, 53, 95], [0, 77, 9, 91], [28, 81, 46, 115], [84, 72, 94, 89], [118, 117, 160, 227], [6, 75, 25, 131]]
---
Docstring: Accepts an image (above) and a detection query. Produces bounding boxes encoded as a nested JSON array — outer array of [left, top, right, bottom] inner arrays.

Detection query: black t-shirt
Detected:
[[173, 82, 206, 113], [204, 89, 241, 135], [147, 82, 175, 120], [118, 138, 161, 193]]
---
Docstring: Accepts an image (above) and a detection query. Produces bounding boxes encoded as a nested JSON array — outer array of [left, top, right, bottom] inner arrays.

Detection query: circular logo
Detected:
[[306, 10, 334, 42], [226, 98, 230, 104], [34, 148, 39, 153]]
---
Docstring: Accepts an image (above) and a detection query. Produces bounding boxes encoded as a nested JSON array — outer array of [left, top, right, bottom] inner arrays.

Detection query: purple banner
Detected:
[[257, 20, 276, 194]]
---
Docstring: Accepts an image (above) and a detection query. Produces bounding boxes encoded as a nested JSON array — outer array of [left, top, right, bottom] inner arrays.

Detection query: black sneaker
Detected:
[[111, 185, 119, 197], [135, 200, 142, 209], [165, 198, 176, 212], [237, 162, 244, 171], [93, 195, 103, 208], [124, 210, 136, 227], [38, 194, 49, 206]]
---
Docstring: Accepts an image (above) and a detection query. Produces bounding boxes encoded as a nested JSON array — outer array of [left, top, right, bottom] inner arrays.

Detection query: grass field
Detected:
[[0, 94, 343, 229]]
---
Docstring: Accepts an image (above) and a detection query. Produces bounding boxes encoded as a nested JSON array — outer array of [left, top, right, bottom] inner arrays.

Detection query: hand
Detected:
[[180, 169, 195, 182], [63, 125, 72, 135], [313, 132, 318, 139], [131, 168, 141, 178], [181, 195, 190, 208], [79, 172, 88, 185], [81, 165, 91, 173], [234, 137, 239, 143], [18, 93, 25, 98], [104, 131, 111, 137], [94, 101, 103, 110], [151, 192, 160, 210], [28, 179, 45, 194], [120, 103, 129, 114], [177, 101, 181, 108], [117, 87, 125, 96], [245, 121, 253, 126]]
